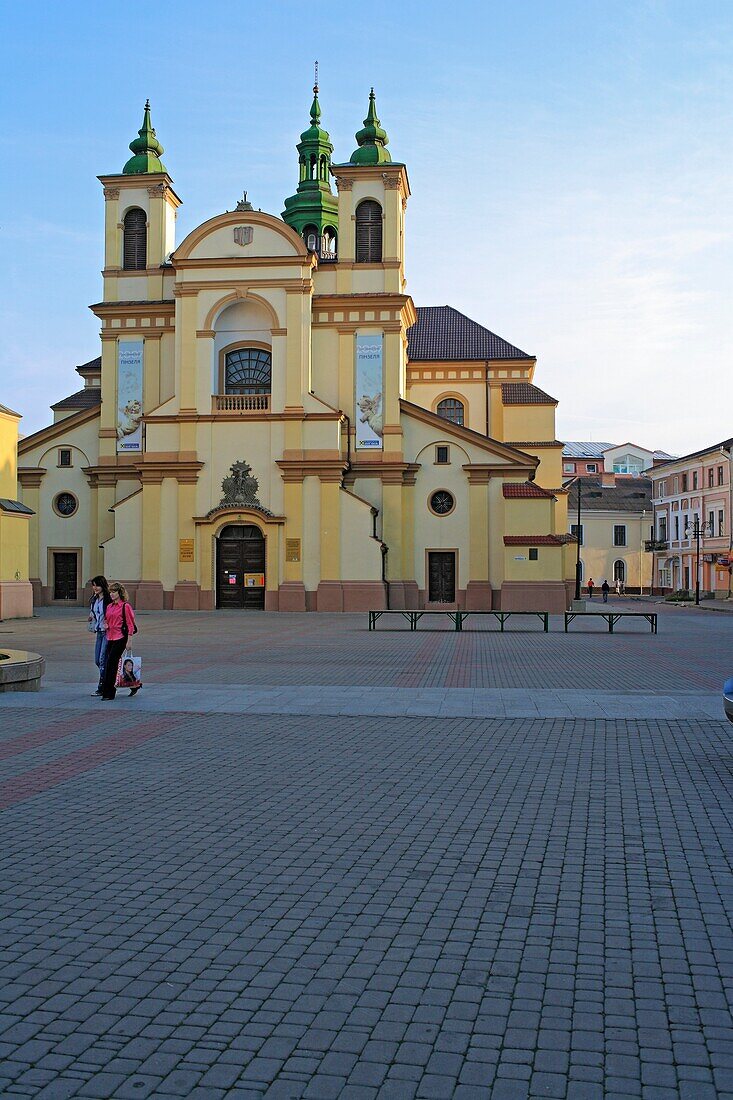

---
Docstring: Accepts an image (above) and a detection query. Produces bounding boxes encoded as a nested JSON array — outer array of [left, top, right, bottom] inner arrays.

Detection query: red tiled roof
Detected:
[[502, 382, 557, 405], [503, 482, 556, 499], [504, 534, 577, 546]]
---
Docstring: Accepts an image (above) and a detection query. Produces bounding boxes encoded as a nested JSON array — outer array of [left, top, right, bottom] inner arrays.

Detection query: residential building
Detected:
[[563, 441, 674, 478], [566, 476, 653, 593], [17, 95, 576, 613], [647, 439, 733, 597]]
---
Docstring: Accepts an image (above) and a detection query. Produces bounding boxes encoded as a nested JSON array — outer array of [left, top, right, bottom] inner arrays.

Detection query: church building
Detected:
[[17, 89, 576, 613]]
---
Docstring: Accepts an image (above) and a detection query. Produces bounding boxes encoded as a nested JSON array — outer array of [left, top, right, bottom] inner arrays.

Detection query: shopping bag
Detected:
[[115, 653, 143, 689]]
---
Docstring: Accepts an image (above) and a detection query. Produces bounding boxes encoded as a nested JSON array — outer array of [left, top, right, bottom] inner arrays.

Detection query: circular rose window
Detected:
[[54, 492, 77, 517], [429, 490, 455, 516]]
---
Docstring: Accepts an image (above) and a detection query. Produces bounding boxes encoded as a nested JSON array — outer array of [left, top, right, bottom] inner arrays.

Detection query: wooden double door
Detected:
[[428, 551, 456, 604], [53, 552, 78, 601], [216, 525, 265, 609]]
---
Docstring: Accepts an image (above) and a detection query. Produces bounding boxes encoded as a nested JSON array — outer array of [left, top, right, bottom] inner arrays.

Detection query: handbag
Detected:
[[116, 653, 143, 689]]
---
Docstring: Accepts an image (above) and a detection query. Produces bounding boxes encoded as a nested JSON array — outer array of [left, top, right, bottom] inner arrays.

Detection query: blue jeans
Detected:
[[94, 631, 108, 689]]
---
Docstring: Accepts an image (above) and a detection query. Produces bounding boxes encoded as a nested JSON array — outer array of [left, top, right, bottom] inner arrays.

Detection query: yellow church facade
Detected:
[[17, 94, 576, 613]]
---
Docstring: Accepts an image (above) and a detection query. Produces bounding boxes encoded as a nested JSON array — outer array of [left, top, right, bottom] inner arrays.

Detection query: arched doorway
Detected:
[[613, 559, 626, 583], [216, 525, 265, 609]]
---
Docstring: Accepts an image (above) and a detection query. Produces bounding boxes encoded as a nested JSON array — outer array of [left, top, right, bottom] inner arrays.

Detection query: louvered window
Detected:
[[123, 208, 147, 270], [355, 200, 382, 263], [225, 348, 272, 394]]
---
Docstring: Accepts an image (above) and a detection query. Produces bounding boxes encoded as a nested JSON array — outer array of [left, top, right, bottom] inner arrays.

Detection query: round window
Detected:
[[54, 492, 77, 517], [430, 490, 455, 516]]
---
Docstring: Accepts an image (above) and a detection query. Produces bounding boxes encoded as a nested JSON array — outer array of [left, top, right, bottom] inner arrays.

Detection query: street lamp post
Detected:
[[574, 477, 582, 601], [684, 517, 713, 605]]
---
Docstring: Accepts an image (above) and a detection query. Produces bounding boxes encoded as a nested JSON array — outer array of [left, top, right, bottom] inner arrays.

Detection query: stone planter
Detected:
[[0, 650, 45, 692]]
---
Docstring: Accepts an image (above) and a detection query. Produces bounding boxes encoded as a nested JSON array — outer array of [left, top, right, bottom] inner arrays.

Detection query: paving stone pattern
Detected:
[[1, 702, 732, 1098]]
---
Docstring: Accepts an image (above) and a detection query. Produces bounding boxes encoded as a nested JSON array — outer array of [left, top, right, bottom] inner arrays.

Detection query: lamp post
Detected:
[[574, 478, 582, 601], [684, 517, 713, 605]]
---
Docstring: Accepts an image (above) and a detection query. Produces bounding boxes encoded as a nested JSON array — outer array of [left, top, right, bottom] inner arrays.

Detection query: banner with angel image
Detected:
[[355, 334, 383, 450], [116, 340, 144, 453]]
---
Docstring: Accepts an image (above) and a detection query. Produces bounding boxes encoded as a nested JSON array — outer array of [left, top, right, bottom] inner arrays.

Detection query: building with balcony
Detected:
[[647, 439, 733, 598], [17, 92, 576, 613]]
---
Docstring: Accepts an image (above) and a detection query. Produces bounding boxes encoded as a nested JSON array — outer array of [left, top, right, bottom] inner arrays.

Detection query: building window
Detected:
[[613, 455, 642, 475], [436, 398, 464, 426], [681, 473, 688, 491], [692, 471, 698, 490], [613, 559, 626, 582], [658, 517, 667, 541], [122, 207, 147, 270], [659, 567, 671, 588], [719, 510, 725, 537], [571, 523, 583, 546], [435, 445, 450, 465], [528, 548, 538, 561], [718, 465, 724, 486], [355, 200, 382, 263], [673, 476, 679, 493], [674, 515, 679, 540], [58, 448, 72, 468], [586, 463, 597, 473], [429, 490, 455, 516], [708, 468, 714, 488], [613, 524, 627, 547], [708, 511, 715, 536], [563, 462, 575, 474], [53, 492, 78, 517], [224, 348, 272, 394], [683, 513, 689, 537]]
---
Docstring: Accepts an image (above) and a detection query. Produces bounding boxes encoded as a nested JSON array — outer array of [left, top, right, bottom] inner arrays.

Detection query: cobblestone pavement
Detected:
[[0, 605, 731, 1098]]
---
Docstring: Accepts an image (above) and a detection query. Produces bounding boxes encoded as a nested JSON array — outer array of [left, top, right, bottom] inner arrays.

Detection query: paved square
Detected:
[[0, 603, 731, 1098]]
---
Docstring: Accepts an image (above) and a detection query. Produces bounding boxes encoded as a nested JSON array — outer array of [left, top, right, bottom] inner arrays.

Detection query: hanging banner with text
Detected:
[[116, 340, 144, 453], [355, 334, 384, 450]]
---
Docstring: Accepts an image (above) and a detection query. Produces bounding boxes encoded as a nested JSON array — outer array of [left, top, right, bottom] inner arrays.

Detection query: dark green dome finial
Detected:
[[282, 66, 339, 243], [123, 100, 167, 175], [350, 88, 392, 165]]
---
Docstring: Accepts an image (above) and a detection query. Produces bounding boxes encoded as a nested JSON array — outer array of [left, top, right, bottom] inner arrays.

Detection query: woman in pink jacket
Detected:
[[100, 582, 138, 700]]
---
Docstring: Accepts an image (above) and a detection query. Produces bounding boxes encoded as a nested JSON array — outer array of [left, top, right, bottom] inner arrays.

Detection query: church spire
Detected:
[[350, 89, 391, 165], [282, 67, 339, 253], [123, 100, 167, 175]]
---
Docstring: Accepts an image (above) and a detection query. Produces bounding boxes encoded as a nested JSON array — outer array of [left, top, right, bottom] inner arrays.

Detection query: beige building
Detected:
[[18, 95, 576, 613], [0, 404, 33, 619], [566, 476, 653, 594]]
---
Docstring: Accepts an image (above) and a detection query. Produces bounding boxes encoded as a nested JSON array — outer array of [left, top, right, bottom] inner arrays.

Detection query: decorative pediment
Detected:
[[206, 460, 273, 518]]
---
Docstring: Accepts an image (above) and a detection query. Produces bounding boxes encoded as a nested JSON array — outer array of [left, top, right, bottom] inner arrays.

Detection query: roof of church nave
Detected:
[[406, 306, 532, 362]]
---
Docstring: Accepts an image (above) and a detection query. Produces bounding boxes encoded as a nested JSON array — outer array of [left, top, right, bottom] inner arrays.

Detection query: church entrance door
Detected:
[[216, 525, 266, 609], [428, 551, 456, 603]]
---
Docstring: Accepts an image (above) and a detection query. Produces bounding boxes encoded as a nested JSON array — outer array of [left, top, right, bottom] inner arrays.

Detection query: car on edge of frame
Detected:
[[724, 678, 733, 724]]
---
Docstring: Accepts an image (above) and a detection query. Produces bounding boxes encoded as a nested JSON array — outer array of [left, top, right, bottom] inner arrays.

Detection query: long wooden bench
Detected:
[[368, 610, 462, 632], [564, 611, 657, 634], [368, 610, 659, 634], [368, 610, 549, 632]]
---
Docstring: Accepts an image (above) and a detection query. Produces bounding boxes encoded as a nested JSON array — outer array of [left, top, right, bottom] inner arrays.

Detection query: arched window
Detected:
[[224, 348, 272, 395], [303, 225, 319, 252], [436, 398, 465, 427], [319, 156, 327, 181], [122, 208, 147, 270], [613, 559, 626, 582], [355, 200, 382, 263]]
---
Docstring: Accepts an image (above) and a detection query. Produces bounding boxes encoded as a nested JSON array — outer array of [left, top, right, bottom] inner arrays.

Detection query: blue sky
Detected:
[[2, 0, 731, 452]]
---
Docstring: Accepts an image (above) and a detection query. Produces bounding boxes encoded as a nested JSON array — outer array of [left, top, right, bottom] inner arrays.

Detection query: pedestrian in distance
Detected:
[[99, 582, 138, 701], [87, 575, 110, 696], [587, 577, 595, 599], [615, 577, 623, 596], [602, 579, 610, 603]]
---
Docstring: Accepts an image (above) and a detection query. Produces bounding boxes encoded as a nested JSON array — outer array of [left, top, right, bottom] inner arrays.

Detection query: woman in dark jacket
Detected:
[[88, 575, 111, 696]]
